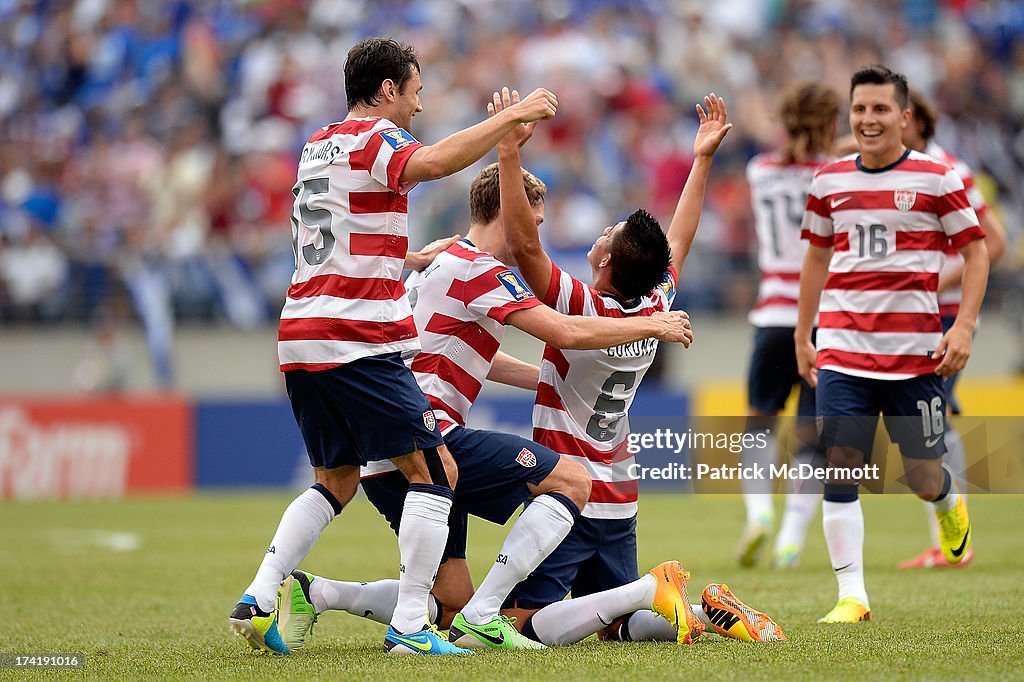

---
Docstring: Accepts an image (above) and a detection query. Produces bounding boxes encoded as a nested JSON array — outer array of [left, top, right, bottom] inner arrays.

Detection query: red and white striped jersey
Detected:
[[801, 149, 984, 380], [747, 153, 828, 327], [533, 263, 677, 519], [924, 141, 990, 317], [361, 240, 541, 479], [278, 117, 424, 372]]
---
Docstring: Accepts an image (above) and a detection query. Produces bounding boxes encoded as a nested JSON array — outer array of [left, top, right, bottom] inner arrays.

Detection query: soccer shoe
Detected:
[[649, 560, 703, 645], [936, 496, 972, 565], [229, 595, 290, 655], [449, 613, 546, 650], [277, 570, 318, 652], [384, 624, 474, 655], [737, 521, 770, 568], [898, 546, 974, 569], [773, 544, 802, 569], [817, 596, 871, 624], [701, 583, 786, 642]]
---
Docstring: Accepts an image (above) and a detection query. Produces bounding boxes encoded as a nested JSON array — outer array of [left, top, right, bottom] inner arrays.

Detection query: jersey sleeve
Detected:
[[461, 258, 542, 324], [936, 168, 984, 249], [369, 124, 423, 195], [542, 262, 591, 316], [800, 174, 834, 247]]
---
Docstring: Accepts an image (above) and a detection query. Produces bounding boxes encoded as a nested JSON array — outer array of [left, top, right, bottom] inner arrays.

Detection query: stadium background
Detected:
[[1, 0, 1022, 497]]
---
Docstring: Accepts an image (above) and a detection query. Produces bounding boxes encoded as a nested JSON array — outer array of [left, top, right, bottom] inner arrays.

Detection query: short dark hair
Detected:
[[850, 64, 909, 109], [608, 209, 671, 300], [908, 89, 937, 142], [469, 163, 547, 225], [344, 37, 420, 109]]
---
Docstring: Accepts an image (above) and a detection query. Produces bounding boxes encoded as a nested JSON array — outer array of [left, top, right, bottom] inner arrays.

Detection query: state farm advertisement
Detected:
[[0, 397, 192, 499]]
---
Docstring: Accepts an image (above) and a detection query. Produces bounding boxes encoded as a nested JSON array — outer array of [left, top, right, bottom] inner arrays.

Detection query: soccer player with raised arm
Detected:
[[796, 65, 988, 624], [229, 37, 559, 656], [495, 90, 785, 646], [272, 125, 696, 652], [895, 89, 1007, 569], [739, 82, 839, 569]]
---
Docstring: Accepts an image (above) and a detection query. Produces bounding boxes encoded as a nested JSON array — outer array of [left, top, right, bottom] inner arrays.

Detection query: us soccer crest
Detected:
[[423, 411, 436, 431], [894, 190, 917, 212], [516, 448, 537, 468]]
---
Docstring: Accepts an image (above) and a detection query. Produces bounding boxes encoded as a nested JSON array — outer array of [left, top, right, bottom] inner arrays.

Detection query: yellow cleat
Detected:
[[701, 583, 786, 642], [936, 496, 971, 565], [818, 596, 871, 624], [737, 522, 770, 568], [649, 560, 703, 645]]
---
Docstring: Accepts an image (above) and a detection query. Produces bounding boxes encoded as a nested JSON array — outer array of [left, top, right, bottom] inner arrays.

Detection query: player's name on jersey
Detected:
[[604, 337, 659, 358], [627, 462, 881, 482], [301, 140, 341, 163]]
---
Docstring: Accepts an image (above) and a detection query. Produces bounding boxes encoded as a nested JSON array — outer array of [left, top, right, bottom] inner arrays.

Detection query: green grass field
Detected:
[[4, 492, 1023, 680]]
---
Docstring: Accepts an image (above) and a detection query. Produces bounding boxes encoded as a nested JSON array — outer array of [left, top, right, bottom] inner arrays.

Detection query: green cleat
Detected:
[[449, 613, 546, 650], [277, 571, 318, 652]]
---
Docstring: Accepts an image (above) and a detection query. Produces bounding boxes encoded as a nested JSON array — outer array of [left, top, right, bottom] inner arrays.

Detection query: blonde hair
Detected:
[[780, 82, 840, 163], [469, 163, 547, 225]]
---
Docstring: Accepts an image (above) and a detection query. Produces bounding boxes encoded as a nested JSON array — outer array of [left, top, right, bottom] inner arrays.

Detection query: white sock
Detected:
[[774, 454, 822, 555], [944, 428, 967, 486], [924, 500, 940, 547], [310, 577, 438, 626], [822, 499, 868, 607], [742, 430, 776, 526], [529, 574, 656, 646], [931, 464, 959, 514], [621, 608, 677, 641], [389, 485, 452, 634], [244, 487, 336, 612], [460, 494, 576, 625]]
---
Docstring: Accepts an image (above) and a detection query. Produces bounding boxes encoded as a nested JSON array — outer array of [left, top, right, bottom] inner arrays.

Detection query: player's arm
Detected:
[[505, 304, 693, 350], [491, 88, 554, 302], [400, 88, 557, 183], [937, 209, 1007, 292], [665, 93, 733, 278], [795, 244, 832, 388], [934, 238, 989, 376], [405, 233, 461, 271], [486, 351, 540, 390]]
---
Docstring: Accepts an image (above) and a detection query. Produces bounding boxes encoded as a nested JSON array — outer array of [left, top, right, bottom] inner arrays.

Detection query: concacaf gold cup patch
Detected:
[[496, 270, 534, 301]]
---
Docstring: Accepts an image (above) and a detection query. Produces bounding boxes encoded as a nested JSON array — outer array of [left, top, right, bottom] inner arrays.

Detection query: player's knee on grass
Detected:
[[903, 457, 945, 500], [313, 465, 361, 507], [532, 457, 591, 510]]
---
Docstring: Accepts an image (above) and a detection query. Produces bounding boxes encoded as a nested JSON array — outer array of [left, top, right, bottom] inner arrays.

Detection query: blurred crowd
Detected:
[[2, 0, 1023, 386]]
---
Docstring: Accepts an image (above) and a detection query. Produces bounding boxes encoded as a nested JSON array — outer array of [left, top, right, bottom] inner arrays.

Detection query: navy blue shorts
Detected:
[[503, 515, 639, 610], [817, 369, 947, 461], [360, 425, 561, 560], [285, 353, 443, 469], [940, 315, 962, 415], [748, 327, 816, 417], [362, 470, 468, 561]]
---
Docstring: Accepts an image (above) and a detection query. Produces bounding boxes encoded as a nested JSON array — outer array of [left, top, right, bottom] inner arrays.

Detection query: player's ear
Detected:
[[382, 79, 397, 101]]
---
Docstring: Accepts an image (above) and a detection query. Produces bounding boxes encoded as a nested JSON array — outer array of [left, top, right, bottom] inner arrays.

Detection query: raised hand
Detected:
[[488, 87, 537, 151], [650, 310, 694, 347], [507, 86, 557, 123], [694, 93, 733, 158]]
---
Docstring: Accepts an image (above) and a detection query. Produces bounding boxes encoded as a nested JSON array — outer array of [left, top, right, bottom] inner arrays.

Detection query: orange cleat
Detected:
[[649, 561, 703, 645], [701, 583, 786, 642], [898, 546, 974, 569]]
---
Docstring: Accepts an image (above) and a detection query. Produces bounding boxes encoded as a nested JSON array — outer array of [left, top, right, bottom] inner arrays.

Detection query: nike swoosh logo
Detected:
[[951, 527, 970, 557], [833, 562, 854, 572], [925, 435, 942, 448], [388, 634, 434, 652], [830, 196, 852, 208]]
